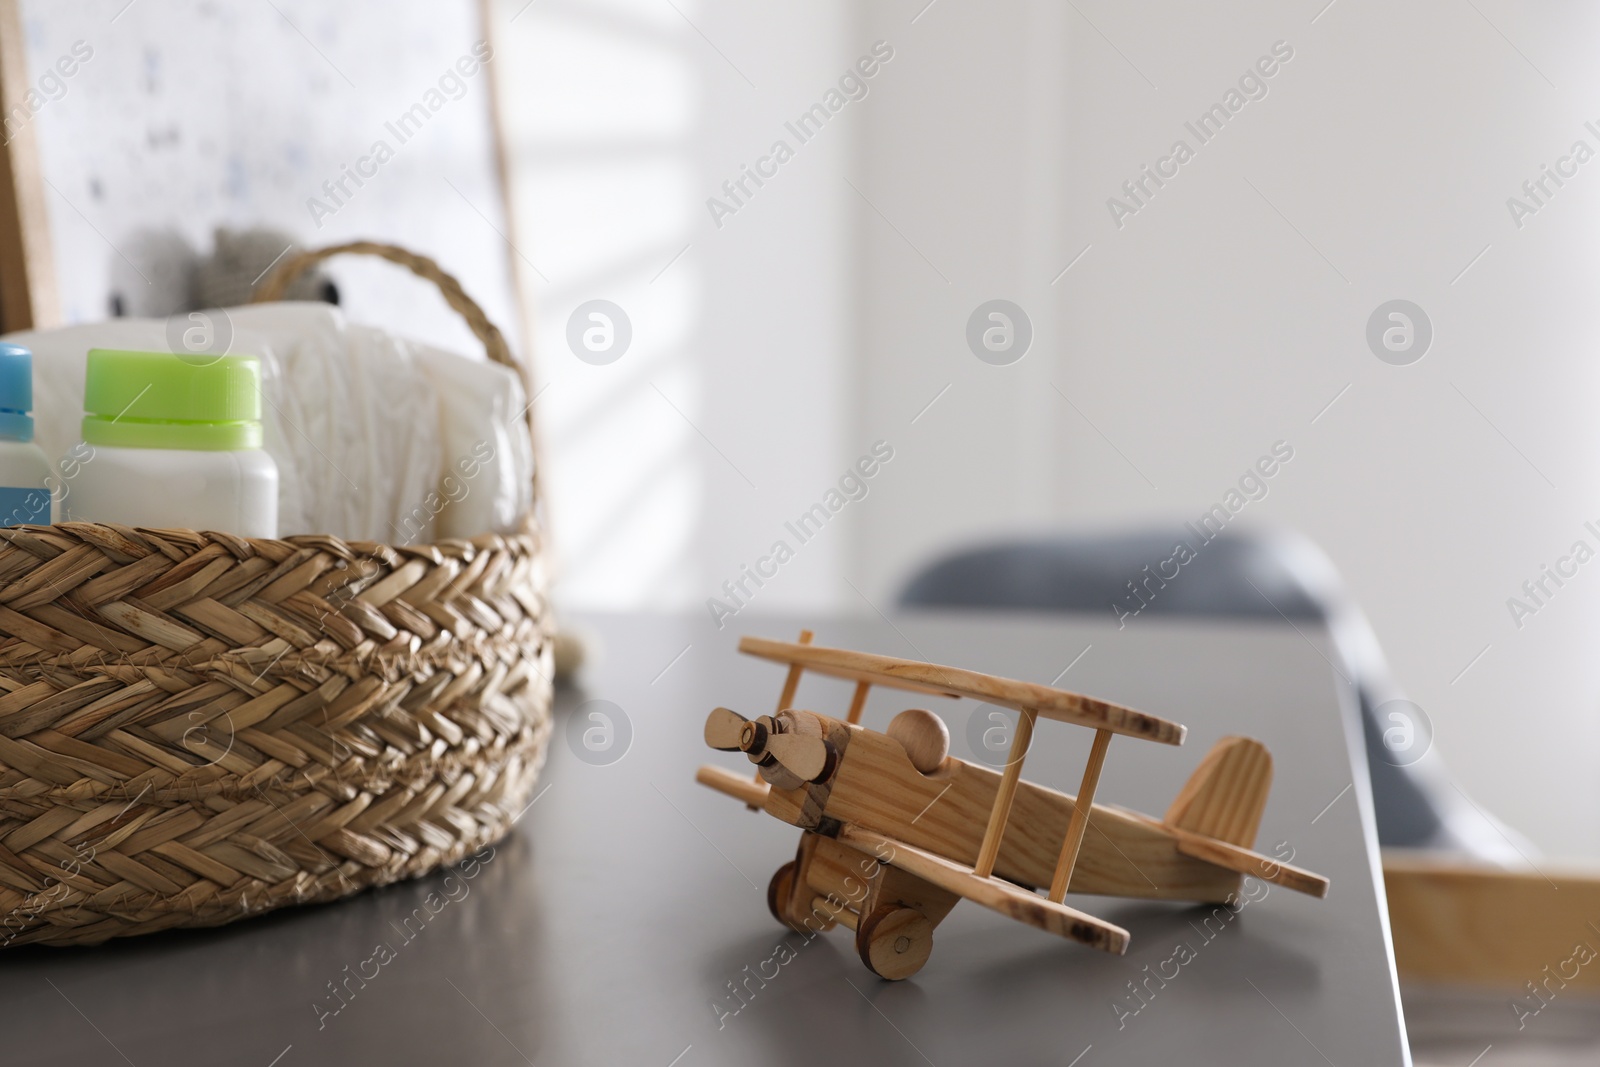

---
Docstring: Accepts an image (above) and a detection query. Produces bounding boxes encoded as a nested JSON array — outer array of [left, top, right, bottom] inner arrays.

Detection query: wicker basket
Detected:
[[0, 242, 551, 947]]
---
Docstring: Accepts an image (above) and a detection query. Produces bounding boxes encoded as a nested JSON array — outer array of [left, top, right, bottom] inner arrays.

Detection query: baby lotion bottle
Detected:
[[64, 349, 278, 537], [0, 344, 52, 526]]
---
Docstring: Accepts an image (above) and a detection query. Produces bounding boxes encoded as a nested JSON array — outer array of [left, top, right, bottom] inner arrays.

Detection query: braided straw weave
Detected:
[[0, 243, 551, 947]]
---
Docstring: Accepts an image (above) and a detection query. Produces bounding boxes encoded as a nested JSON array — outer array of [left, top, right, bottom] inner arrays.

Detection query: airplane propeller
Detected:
[[704, 706, 749, 750], [764, 731, 831, 782], [702, 707, 835, 783]]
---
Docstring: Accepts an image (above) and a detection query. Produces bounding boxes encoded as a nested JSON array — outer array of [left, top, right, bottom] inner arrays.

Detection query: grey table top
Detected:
[[3, 610, 1409, 1066]]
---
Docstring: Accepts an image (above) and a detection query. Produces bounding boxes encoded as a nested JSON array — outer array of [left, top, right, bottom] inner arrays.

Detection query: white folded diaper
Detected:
[[3, 303, 535, 544], [411, 342, 535, 541], [226, 303, 443, 543]]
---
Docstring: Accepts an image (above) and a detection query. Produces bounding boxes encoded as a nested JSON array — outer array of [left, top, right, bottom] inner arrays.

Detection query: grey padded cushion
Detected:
[[900, 531, 1323, 621], [898, 528, 1446, 849]]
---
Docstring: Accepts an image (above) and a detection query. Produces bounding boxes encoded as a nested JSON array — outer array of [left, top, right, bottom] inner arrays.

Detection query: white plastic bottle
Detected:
[[0, 343, 54, 526], [63, 349, 278, 537]]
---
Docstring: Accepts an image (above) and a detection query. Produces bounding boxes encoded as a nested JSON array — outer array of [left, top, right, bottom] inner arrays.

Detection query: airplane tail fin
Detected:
[[1164, 737, 1273, 848]]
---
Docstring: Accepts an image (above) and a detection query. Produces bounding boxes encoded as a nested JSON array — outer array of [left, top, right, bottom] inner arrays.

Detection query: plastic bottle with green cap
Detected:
[[0, 343, 52, 527], [63, 349, 278, 537]]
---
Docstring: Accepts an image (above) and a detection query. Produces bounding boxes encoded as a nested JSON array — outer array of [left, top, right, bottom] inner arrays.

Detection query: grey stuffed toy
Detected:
[[109, 226, 337, 317]]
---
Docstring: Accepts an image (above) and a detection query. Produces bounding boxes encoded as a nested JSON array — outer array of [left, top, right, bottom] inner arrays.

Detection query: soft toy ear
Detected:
[[195, 226, 339, 309], [108, 227, 198, 318]]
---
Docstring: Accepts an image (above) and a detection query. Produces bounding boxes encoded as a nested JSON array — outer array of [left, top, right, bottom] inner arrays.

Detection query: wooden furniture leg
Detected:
[[1385, 851, 1600, 989]]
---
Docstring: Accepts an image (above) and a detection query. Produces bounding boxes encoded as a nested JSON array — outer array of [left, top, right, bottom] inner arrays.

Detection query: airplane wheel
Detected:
[[856, 905, 934, 980], [766, 861, 799, 927], [766, 861, 828, 932]]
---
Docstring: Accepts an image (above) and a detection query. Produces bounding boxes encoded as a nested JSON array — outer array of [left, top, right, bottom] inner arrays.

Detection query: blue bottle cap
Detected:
[[0, 344, 32, 442]]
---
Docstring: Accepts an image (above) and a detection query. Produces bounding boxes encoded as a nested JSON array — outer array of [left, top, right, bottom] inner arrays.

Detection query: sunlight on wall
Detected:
[[496, 0, 703, 609]]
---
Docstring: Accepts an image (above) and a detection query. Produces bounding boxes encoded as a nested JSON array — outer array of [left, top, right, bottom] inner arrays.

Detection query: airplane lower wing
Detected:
[[836, 824, 1130, 955], [696, 763, 770, 806]]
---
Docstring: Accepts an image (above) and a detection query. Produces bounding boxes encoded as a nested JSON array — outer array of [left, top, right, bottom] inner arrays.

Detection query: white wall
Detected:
[[498, 0, 872, 641], [850, 0, 1600, 858], [502, 0, 1600, 857]]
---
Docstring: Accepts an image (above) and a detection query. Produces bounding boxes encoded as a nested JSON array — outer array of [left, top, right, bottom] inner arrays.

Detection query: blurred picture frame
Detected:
[[0, 0, 525, 361]]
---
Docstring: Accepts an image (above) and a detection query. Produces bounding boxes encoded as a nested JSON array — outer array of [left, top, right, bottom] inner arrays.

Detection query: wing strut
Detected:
[[1049, 728, 1113, 902]]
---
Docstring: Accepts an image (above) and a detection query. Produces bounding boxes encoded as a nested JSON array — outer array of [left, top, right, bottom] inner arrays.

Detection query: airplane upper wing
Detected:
[[739, 636, 1184, 745]]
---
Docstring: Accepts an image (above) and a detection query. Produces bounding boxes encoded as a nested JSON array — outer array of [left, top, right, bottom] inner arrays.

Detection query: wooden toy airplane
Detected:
[[695, 631, 1330, 980]]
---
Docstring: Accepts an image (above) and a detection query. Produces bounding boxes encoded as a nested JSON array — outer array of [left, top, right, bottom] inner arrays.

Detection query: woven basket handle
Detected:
[[250, 240, 540, 514]]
